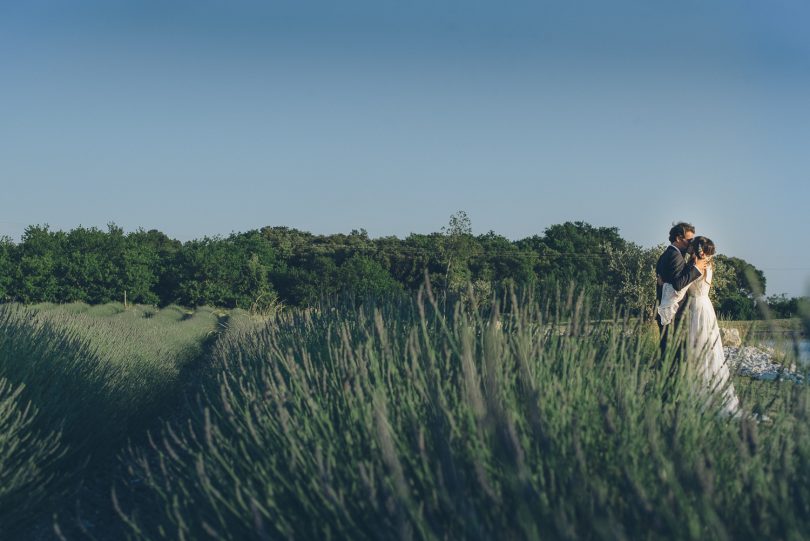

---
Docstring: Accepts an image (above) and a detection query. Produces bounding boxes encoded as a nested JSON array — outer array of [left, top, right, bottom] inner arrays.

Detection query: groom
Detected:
[[655, 222, 707, 362]]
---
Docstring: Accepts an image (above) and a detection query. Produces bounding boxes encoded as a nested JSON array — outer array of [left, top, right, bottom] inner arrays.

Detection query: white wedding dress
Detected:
[[659, 267, 740, 416]]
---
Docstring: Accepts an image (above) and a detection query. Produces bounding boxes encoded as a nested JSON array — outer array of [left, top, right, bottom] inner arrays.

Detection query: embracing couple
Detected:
[[655, 222, 740, 417]]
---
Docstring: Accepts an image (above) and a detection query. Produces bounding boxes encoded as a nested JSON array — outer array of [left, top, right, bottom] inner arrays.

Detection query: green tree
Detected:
[[713, 255, 766, 297], [54, 225, 119, 303], [472, 231, 537, 289], [231, 230, 279, 310], [388, 233, 446, 292], [337, 254, 403, 300], [766, 294, 806, 319], [441, 211, 476, 295], [131, 229, 182, 304], [712, 255, 766, 319], [536, 221, 626, 286], [0, 236, 14, 301], [606, 242, 660, 319], [173, 234, 277, 308], [272, 256, 340, 307], [14, 225, 60, 303], [1, 221, 777, 320], [119, 229, 162, 305]]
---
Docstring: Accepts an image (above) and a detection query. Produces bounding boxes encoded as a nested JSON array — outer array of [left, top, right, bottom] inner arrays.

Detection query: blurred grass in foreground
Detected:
[[115, 287, 810, 541]]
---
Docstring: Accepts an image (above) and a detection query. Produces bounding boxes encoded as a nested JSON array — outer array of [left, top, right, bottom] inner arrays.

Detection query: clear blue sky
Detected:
[[1, 1, 808, 296]]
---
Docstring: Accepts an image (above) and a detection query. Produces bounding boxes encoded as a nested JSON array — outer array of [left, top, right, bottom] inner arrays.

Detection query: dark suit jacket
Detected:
[[655, 245, 702, 326]]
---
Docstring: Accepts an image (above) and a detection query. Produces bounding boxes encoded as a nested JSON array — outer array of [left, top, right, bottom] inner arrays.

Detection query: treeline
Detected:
[[0, 214, 803, 320]]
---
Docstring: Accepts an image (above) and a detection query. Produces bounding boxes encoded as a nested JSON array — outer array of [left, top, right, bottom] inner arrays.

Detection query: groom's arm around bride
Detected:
[[655, 222, 707, 361], [656, 244, 703, 302]]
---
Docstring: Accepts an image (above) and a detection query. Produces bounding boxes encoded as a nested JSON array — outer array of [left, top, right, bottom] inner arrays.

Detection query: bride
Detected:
[[658, 236, 740, 417]]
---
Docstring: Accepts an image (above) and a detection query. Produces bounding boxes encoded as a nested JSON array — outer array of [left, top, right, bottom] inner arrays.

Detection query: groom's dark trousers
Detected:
[[655, 245, 702, 369]]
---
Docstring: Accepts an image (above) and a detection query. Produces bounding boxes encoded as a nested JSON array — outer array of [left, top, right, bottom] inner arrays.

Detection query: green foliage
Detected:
[[766, 294, 809, 319], [114, 292, 810, 540], [7, 224, 165, 306], [607, 242, 661, 319], [14, 225, 61, 303], [709, 256, 733, 307], [533, 221, 627, 287], [272, 255, 341, 306], [172, 232, 278, 309], [0, 379, 64, 532], [441, 210, 478, 301], [119, 229, 162, 305], [393, 232, 447, 291], [473, 231, 537, 288], [0, 220, 791, 319], [0, 303, 219, 534], [0, 304, 218, 456], [337, 254, 403, 300], [0, 287, 808, 538], [712, 255, 769, 319], [0, 236, 13, 302], [131, 229, 182, 303]]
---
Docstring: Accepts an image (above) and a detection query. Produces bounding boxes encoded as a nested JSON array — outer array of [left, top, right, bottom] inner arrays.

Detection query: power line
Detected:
[[255, 243, 810, 269]]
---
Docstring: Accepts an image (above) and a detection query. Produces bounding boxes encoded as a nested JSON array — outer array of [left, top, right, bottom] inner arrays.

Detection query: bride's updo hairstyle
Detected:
[[691, 236, 716, 272]]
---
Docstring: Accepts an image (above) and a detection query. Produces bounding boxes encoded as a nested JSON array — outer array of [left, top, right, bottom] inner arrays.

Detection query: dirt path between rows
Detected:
[[24, 314, 230, 541]]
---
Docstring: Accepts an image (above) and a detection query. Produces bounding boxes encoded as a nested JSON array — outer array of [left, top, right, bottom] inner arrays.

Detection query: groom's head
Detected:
[[669, 222, 695, 252]]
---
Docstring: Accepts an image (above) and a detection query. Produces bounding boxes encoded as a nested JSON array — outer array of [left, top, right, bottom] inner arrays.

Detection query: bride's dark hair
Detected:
[[690, 236, 716, 274]]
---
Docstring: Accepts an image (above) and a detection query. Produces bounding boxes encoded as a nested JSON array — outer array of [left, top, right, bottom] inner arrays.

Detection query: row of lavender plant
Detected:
[[117, 289, 810, 540], [0, 303, 220, 534]]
